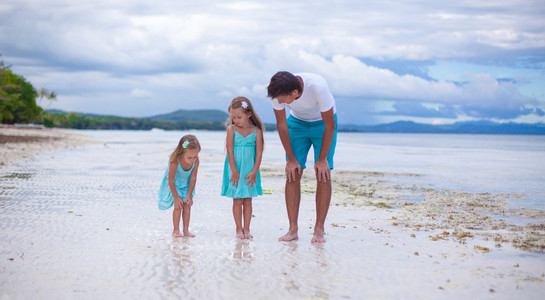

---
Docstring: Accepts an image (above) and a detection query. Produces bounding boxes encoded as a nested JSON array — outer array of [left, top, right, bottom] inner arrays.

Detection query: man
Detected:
[[267, 71, 337, 243]]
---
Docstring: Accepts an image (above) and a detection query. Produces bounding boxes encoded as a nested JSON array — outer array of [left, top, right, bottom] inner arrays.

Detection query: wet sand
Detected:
[[0, 130, 544, 299], [0, 126, 93, 166], [320, 170, 545, 252]]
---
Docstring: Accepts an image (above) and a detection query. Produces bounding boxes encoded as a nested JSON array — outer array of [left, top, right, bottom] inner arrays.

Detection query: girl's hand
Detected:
[[186, 195, 193, 207], [174, 195, 183, 210], [230, 170, 240, 187], [245, 171, 257, 187]]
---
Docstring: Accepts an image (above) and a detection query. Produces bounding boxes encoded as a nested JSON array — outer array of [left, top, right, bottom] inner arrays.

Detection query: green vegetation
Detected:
[[1, 55, 55, 124], [41, 111, 226, 130]]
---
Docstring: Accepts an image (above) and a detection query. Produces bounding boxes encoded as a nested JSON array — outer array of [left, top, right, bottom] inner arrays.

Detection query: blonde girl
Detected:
[[221, 97, 264, 239], [158, 134, 201, 237]]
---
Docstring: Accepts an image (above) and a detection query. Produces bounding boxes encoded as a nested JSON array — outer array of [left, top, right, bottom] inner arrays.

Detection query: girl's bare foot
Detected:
[[244, 231, 253, 240], [278, 231, 298, 242], [236, 230, 245, 239], [172, 231, 184, 238], [183, 231, 196, 238], [311, 230, 326, 243]]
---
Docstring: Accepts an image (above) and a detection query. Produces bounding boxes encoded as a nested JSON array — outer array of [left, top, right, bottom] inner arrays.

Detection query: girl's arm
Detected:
[[185, 158, 199, 207], [226, 125, 240, 187], [245, 128, 263, 187], [168, 161, 183, 209]]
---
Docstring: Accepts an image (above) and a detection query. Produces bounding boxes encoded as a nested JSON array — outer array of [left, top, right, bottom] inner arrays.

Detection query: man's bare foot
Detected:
[[172, 231, 184, 238], [183, 231, 196, 238], [236, 231, 245, 239], [278, 231, 298, 242], [311, 231, 326, 243]]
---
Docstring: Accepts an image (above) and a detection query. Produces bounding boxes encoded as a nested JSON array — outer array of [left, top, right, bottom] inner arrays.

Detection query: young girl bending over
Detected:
[[158, 135, 201, 237], [221, 97, 264, 239]]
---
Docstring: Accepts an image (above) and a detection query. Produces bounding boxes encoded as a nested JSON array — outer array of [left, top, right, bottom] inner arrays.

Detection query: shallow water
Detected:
[[1, 130, 544, 299], [334, 132, 545, 209]]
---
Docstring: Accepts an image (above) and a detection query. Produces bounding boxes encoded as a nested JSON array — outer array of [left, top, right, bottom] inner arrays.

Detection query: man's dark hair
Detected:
[[266, 71, 302, 99]]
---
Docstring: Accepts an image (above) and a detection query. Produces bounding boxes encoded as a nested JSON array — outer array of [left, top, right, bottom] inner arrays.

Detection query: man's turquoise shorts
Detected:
[[287, 114, 337, 170]]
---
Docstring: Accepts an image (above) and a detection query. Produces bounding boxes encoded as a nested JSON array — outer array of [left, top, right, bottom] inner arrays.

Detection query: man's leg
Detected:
[[310, 115, 337, 243], [278, 170, 303, 241], [312, 178, 331, 243]]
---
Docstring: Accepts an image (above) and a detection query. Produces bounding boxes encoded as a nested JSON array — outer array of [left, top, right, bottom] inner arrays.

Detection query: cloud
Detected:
[[379, 102, 459, 119], [129, 88, 151, 98], [0, 0, 544, 124], [300, 53, 536, 110], [460, 105, 536, 119]]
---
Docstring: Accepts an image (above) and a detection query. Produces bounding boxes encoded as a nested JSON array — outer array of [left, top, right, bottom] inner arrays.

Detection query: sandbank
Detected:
[[261, 166, 545, 253], [0, 126, 93, 166]]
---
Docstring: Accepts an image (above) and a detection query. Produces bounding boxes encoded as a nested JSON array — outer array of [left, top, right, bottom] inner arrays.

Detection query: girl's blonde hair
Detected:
[[169, 134, 201, 164], [226, 96, 265, 136]]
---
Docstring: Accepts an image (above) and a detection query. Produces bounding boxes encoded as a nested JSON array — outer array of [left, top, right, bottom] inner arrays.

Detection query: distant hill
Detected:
[[46, 109, 69, 115], [148, 109, 228, 123], [43, 109, 227, 130], [47, 109, 229, 123], [45, 109, 545, 134], [340, 120, 545, 135]]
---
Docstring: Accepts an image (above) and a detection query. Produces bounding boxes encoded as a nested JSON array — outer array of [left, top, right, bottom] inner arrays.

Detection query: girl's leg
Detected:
[[182, 203, 195, 237], [243, 198, 253, 239], [172, 206, 183, 237], [233, 198, 244, 239]]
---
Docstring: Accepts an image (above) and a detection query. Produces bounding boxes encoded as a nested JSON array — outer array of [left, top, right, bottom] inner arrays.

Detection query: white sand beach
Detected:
[[0, 129, 544, 299]]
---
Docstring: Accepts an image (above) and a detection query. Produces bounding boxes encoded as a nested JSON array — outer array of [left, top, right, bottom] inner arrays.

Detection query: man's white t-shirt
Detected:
[[272, 73, 336, 122]]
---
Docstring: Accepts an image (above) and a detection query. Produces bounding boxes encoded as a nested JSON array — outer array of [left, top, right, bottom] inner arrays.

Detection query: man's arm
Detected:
[[315, 107, 335, 182], [274, 109, 301, 182]]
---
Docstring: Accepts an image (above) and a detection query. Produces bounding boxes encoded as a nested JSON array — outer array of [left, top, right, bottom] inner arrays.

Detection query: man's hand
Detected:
[[286, 159, 302, 182], [314, 159, 330, 182]]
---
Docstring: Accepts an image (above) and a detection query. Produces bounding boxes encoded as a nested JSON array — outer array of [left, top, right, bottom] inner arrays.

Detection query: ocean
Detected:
[[76, 129, 545, 209], [334, 132, 545, 209]]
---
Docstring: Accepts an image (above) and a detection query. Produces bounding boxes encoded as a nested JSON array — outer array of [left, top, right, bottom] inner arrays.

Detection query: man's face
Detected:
[[275, 90, 300, 104]]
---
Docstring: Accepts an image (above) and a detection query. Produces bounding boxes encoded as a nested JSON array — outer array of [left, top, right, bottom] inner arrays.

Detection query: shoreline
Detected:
[[0, 126, 94, 167]]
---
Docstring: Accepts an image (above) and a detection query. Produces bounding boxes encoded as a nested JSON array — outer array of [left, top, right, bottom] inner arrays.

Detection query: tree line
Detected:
[[0, 55, 56, 124], [42, 112, 226, 130]]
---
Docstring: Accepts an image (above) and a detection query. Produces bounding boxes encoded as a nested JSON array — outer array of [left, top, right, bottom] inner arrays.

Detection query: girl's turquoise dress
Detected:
[[221, 126, 263, 199], [158, 160, 195, 210]]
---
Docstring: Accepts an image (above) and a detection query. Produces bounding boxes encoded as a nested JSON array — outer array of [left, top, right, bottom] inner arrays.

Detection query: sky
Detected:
[[1, 0, 544, 125]]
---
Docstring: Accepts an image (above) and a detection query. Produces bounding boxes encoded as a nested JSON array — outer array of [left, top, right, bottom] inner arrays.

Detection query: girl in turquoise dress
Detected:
[[158, 135, 201, 238], [221, 97, 264, 239]]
